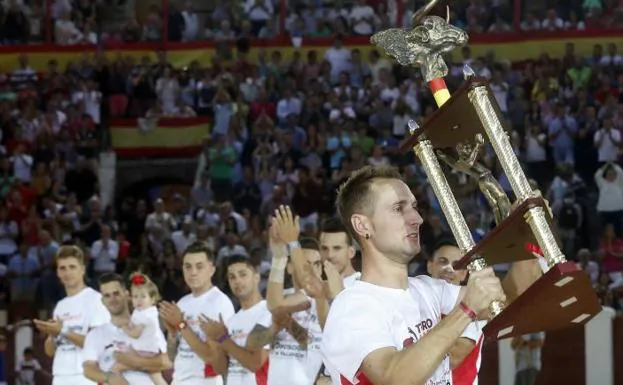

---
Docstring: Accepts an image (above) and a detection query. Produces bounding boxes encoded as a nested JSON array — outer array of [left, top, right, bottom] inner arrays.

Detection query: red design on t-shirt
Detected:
[[341, 372, 374, 385], [452, 335, 483, 385], [205, 363, 218, 377], [403, 337, 414, 347], [255, 357, 270, 385]]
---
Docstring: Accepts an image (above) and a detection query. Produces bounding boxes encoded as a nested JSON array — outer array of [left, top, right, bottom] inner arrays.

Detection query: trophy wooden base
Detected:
[[453, 196, 555, 270], [482, 262, 602, 341]]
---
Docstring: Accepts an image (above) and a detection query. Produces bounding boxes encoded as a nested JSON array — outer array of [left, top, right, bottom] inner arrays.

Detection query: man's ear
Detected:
[[351, 214, 370, 240]]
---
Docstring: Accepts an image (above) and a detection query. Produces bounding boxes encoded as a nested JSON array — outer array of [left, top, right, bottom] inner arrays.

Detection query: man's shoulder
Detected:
[[329, 282, 386, 315]]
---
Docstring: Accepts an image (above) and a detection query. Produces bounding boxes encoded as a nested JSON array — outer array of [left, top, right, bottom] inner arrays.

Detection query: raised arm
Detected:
[[265, 219, 311, 314]]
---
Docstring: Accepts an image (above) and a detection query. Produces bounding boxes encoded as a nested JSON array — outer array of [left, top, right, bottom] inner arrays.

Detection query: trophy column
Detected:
[[468, 86, 566, 269]]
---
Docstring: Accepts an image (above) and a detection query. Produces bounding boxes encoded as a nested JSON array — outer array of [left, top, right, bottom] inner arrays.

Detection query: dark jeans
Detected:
[[515, 368, 539, 385], [600, 210, 623, 236]]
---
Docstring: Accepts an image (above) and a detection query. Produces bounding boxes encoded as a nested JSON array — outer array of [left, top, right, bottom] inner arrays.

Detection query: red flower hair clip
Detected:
[[130, 273, 146, 286]]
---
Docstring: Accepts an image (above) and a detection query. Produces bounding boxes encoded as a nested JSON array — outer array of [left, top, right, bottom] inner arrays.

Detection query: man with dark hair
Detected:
[[319, 217, 360, 295], [320, 165, 518, 385], [198, 255, 272, 384], [33, 245, 110, 385], [82, 273, 171, 385], [159, 241, 235, 385]]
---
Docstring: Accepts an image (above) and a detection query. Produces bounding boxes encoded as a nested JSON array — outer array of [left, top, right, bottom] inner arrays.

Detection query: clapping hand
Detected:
[[199, 314, 228, 342]]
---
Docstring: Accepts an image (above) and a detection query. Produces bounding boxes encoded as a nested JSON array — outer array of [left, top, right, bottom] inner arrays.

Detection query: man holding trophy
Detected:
[[321, 0, 601, 384]]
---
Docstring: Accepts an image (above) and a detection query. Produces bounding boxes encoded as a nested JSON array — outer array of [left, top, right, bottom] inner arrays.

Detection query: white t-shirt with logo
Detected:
[[268, 288, 323, 385], [225, 300, 272, 385], [129, 306, 166, 353], [52, 287, 111, 377], [83, 321, 167, 385], [173, 287, 235, 383], [321, 276, 461, 385]]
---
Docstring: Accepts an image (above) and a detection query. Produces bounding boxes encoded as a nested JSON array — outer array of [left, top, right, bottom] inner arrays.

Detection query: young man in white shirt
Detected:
[[265, 229, 329, 385], [319, 217, 361, 291], [199, 255, 272, 385], [320, 166, 540, 385], [160, 241, 235, 385], [82, 273, 172, 385], [33, 245, 111, 385]]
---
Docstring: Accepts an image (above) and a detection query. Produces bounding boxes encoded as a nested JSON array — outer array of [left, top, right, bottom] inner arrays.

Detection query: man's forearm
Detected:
[[266, 245, 288, 311], [503, 259, 542, 303], [166, 335, 178, 361], [383, 308, 471, 385], [181, 328, 213, 362], [118, 353, 172, 372], [65, 332, 86, 348], [44, 336, 57, 357]]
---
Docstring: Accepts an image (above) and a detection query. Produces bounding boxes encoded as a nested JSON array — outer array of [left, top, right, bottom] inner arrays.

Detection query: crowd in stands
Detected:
[[0, 0, 623, 381], [2, 0, 623, 45]]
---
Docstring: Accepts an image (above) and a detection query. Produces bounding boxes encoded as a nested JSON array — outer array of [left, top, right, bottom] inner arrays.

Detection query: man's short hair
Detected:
[[336, 165, 402, 240], [55, 245, 85, 265], [320, 217, 353, 245], [432, 236, 458, 255], [183, 241, 215, 263], [299, 237, 320, 252], [225, 255, 258, 272], [98, 273, 125, 289]]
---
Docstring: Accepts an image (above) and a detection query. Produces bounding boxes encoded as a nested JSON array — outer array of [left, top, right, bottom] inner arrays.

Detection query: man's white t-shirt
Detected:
[[343, 272, 361, 288], [321, 276, 461, 385], [52, 287, 111, 377], [129, 306, 166, 353], [83, 321, 167, 385], [226, 300, 272, 385], [268, 288, 323, 385], [173, 287, 235, 383]]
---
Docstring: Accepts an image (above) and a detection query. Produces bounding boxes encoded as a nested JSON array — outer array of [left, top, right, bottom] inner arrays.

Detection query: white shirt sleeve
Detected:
[[220, 296, 236, 323], [89, 297, 112, 329], [321, 293, 394, 383], [259, 307, 273, 350], [460, 320, 486, 342], [82, 329, 101, 363], [411, 276, 461, 316]]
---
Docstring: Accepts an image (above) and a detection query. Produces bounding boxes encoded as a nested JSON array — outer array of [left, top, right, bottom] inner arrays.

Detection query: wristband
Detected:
[[177, 321, 187, 331], [459, 302, 477, 321], [217, 332, 230, 343], [103, 371, 112, 385], [287, 240, 301, 254], [269, 258, 288, 284]]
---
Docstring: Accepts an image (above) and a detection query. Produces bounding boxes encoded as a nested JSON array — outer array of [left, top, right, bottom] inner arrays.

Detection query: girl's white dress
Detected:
[[129, 305, 163, 353]]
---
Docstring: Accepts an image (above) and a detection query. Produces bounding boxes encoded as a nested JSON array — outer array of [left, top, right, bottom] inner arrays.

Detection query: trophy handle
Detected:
[[467, 258, 504, 315]]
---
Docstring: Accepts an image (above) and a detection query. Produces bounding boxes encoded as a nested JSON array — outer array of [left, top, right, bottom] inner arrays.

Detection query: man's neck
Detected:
[[111, 313, 131, 328], [360, 247, 408, 289], [65, 284, 86, 297], [239, 292, 262, 310], [341, 264, 357, 278], [191, 284, 213, 297]]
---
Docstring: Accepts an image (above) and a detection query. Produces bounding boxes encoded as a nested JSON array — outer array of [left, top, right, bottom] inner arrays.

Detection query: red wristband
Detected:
[[459, 302, 477, 321]]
